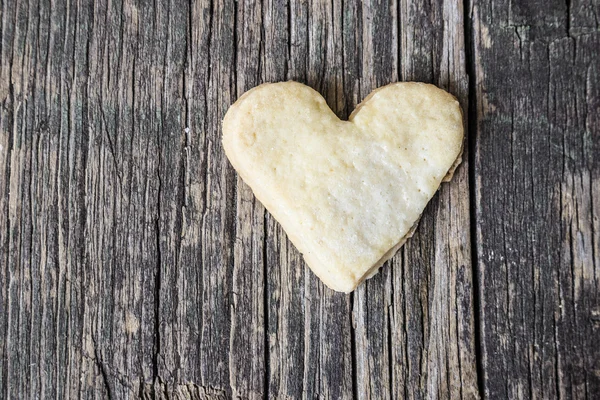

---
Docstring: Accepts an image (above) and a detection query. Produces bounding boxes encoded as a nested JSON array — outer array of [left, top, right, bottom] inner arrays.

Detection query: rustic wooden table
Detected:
[[1, 0, 598, 399]]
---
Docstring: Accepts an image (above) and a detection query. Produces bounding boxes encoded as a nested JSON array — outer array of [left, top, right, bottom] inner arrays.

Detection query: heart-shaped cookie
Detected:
[[223, 81, 463, 292]]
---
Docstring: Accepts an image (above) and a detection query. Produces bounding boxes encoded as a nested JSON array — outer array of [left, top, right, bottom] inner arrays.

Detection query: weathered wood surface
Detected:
[[0, 0, 597, 399], [470, 0, 600, 398]]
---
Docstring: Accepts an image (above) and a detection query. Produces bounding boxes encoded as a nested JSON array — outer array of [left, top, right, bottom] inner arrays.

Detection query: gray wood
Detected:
[[344, 0, 479, 398], [19, 0, 600, 398], [470, 0, 600, 398]]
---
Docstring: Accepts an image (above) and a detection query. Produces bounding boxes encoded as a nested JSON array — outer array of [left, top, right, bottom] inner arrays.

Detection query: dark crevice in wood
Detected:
[[526, 280, 534, 400], [386, 292, 394, 400], [329, 0, 335, 112], [92, 334, 114, 400], [153, 216, 162, 388], [566, 0, 571, 37], [555, 209, 563, 400], [28, 117, 35, 400], [258, 0, 264, 83], [501, 219, 511, 399], [286, 0, 291, 78], [453, 260, 464, 400], [304, 3, 309, 82], [202, 0, 213, 224], [2, 29, 16, 400], [463, 0, 485, 397], [567, 219, 577, 386], [153, 150, 163, 389], [400, 250, 409, 399], [553, 53, 564, 400], [349, 291, 358, 400], [100, 109, 122, 190], [590, 173, 597, 288], [527, 118, 536, 400], [232, 0, 238, 91], [263, 211, 269, 399], [187, 0, 193, 79], [173, 134, 186, 375], [339, 0, 345, 102], [396, 0, 401, 80], [78, 4, 93, 397], [184, 0, 192, 207]]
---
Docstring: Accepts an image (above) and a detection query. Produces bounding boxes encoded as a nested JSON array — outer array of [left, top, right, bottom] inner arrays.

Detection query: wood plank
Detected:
[[471, 0, 600, 397], [395, 0, 478, 398], [343, 0, 479, 398]]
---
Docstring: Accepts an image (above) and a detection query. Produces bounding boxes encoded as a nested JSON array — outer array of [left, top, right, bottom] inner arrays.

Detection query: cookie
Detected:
[[223, 81, 463, 292]]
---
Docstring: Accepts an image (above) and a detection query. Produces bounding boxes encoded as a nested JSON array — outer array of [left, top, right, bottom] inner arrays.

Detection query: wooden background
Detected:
[[0, 0, 598, 398]]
